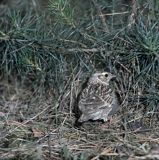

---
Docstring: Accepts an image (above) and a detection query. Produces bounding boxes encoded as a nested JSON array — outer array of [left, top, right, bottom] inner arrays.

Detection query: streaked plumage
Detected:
[[77, 72, 119, 123]]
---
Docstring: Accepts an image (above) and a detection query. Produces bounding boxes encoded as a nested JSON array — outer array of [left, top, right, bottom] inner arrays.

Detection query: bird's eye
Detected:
[[105, 73, 108, 77]]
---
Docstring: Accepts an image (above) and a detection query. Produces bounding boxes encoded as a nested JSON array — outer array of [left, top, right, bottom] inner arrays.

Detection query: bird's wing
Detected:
[[79, 91, 113, 112], [78, 93, 114, 122], [107, 92, 119, 116], [78, 82, 118, 122]]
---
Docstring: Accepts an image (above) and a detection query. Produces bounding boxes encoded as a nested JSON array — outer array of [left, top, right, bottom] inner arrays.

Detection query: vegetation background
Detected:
[[0, 0, 159, 159]]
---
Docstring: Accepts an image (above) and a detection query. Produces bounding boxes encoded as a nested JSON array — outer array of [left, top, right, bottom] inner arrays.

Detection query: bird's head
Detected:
[[89, 72, 115, 85]]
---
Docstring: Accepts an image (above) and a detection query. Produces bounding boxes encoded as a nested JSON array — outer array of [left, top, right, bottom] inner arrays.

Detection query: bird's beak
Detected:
[[110, 75, 116, 80]]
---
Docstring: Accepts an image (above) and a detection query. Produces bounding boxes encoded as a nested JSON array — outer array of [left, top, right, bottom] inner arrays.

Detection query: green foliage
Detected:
[[49, 0, 75, 27], [134, 21, 159, 54]]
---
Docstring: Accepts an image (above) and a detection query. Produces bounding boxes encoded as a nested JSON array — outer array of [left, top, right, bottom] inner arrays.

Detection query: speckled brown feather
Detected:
[[77, 72, 119, 123]]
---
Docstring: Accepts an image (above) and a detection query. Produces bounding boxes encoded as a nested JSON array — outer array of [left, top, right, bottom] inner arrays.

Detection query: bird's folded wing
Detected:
[[79, 95, 111, 111]]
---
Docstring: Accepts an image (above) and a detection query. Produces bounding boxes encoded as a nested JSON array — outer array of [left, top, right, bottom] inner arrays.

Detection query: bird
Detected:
[[76, 71, 119, 123]]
